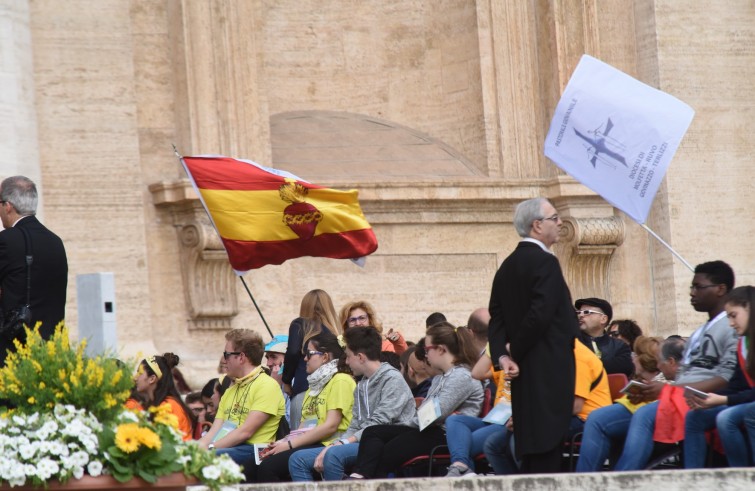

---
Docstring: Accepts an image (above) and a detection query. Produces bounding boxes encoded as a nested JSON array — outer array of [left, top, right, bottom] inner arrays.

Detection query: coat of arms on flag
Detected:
[[180, 155, 378, 272]]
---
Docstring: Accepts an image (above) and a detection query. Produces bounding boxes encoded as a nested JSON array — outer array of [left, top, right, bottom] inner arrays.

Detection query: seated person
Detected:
[[576, 336, 679, 471], [485, 341, 612, 474], [409, 337, 442, 399], [346, 322, 484, 479], [444, 348, 511, 477], [130, 353, 194, 440], [288, 326, 416, 481], [576, 297, 633, 377], [265, 334, 291, 426], [684, 285, 755, 468], [186, 391, 210, 439], [339, 300, 407, 354], [198, 329, 285, 482], [256, 331, 356, 482], [611, 261, 737, 471], [608, 319, 643, 349]]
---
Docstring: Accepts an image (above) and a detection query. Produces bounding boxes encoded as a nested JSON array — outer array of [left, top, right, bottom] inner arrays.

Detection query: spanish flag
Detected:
[[181, 155, 378, 272]]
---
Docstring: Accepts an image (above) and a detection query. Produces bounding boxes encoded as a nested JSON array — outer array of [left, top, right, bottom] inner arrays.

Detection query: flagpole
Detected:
[[239, 276, 275, 338], [640, 223, 694, 272]]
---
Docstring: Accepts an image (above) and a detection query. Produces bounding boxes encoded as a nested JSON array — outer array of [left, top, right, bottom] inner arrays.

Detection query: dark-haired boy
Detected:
[[288, 326, 415, 481]]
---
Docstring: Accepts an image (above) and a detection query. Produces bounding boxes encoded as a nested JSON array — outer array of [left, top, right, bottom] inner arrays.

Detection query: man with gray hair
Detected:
[[488, 197, 579, 473], [0, 176, 68, 365]]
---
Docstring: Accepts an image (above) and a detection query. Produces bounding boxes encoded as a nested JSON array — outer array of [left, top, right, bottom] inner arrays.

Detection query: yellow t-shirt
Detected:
[[574, 341, 612, 421], [216, 370, 285, 444], [300, 372, 356, 445]]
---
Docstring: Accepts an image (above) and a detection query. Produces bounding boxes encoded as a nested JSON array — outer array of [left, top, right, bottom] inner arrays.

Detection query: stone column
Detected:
[[0, 0, 43, 210]]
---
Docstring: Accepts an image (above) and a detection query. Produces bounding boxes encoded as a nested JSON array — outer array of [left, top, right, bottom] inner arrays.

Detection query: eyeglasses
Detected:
[[537, 214, 559, 222], [190, 407, 205, 414], [347, 314, 369, 325], [689, 284, 719, 292], [575, 309, 605, 316], [222, 351, 242, 360], [424, 344, 441, 352], [608, 331, 620, 337], [304, 350, 324, 359]]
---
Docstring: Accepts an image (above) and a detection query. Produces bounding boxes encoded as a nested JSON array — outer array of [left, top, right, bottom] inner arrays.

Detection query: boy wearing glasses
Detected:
[[199, 329, 285, 481], [575, 297, 633, 377]]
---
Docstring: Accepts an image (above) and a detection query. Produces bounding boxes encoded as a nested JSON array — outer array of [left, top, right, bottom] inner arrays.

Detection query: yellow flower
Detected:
[[58, 369, 67, 381], [32, 360, 42, 373], [38, 382, 46, 390], [136, 427, 162, 450], [115, 423, 141, 453], [28, 396, 35, 404], [47, 341, 56, 357], [104, 393, 117, 408]]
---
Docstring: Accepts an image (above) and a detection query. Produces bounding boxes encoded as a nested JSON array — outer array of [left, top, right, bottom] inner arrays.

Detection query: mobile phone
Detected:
[[683, 386, 709, 399]]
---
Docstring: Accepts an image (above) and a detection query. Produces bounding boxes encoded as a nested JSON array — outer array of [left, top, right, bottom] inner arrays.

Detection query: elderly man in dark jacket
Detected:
[[488, 197, 578, 473]]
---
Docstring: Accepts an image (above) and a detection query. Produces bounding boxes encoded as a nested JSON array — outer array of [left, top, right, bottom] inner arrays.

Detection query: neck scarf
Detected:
[[306, 359, 339, 396]]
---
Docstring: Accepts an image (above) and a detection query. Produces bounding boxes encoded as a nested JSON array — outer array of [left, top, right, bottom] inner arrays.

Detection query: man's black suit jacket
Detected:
[[0, 215, 68, 364], [488, 241, 579, 457]]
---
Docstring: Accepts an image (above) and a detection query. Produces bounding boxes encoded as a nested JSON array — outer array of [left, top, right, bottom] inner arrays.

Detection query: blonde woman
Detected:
[[282, 289, 341, 429]]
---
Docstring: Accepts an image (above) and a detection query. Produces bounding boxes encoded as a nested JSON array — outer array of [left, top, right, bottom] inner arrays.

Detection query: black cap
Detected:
[[575, 297, 613, 324]]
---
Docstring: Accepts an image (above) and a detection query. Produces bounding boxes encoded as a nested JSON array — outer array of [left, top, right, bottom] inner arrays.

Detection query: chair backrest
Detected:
[[607, 373, 629, 401], [479, 383, 494, 417]]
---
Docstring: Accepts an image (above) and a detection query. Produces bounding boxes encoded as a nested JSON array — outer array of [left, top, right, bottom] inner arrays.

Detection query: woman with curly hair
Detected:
[[339, 300, 407, 354]]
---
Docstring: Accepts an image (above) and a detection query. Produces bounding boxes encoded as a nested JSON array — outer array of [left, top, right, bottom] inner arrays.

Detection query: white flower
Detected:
[[72, 465, 84, 480], [202, 465, 221, 480], [35, 458, 60, 481], [177, 455, 191, 465], [87, 460, 103, 477], [23, 464, 37, 478], [19, 443, 36, 460], [70, 450, 89, 467], [27, 412, 40, 425], [118, 410, 139, 423], [12, 415, 26, 426]]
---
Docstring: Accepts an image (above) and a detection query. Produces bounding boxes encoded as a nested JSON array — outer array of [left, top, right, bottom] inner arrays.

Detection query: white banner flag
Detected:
[[544, 55, 695, 224]]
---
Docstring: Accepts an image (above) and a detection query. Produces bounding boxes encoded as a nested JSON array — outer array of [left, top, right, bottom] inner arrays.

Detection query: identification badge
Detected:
[[417, 398, 441, 431]]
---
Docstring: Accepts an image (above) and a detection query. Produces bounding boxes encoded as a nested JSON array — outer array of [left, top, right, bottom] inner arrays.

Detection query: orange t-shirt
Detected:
[[124, 397, 193, 441]]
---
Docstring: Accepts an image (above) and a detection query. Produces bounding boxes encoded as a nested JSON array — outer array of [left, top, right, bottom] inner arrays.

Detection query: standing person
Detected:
[[282, 289, 341, 429], [487, 197, 579, 473], [0, 176, 67, 365], [198, 329, 285, 482]]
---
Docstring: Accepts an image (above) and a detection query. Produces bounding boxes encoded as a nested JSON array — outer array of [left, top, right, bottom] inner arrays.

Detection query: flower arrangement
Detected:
[[0, 325, 243, 490]]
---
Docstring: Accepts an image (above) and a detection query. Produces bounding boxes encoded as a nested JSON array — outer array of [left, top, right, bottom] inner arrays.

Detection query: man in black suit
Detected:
[[0, 176, 68, 365], [488, 197, 579, 473]]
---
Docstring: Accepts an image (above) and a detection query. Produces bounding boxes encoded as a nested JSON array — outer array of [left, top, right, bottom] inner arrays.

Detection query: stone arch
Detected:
[[270, 111, 483, 181]]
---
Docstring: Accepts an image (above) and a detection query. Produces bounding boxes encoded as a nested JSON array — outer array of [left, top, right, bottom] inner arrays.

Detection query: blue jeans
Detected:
[[684, 405, 725, 468], [719, 403, 753, 467], [288, 443, 359, 481], [445, 415, 501, 470], [575, 404, 633, 472], [613, 401, 658, 471], [216, 444, 258, 480], [482, 426, 517, 475]]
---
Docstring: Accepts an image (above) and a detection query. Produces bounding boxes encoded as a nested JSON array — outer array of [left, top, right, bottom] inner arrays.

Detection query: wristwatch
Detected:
[[208, 443, 216, 450]]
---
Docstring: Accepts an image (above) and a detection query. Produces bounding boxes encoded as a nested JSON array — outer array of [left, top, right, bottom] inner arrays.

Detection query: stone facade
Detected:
[[1, 1, 752, 386]]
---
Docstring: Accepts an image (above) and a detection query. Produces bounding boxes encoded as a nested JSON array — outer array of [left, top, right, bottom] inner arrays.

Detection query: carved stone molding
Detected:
[[150, 181, 238, 330], [555, 216, 625, 300]]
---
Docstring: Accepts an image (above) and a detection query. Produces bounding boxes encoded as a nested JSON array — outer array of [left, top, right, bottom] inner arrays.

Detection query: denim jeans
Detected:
[[613, 400, 659, 470], [445, 414, 501, 470], [718, 403, 753, 467], [684, 405, 725, 468], [482, 426, 518, 475], [288, 443, 359, 481], [215, 444, 258, 480]]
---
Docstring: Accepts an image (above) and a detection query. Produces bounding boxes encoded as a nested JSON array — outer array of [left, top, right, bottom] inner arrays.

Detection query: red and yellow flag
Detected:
[[181, 155, 378, 272]]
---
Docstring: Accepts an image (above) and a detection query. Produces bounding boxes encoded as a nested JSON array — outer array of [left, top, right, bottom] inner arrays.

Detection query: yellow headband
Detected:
[[337, 334, 346, 349], [145, 356, 163, 380]]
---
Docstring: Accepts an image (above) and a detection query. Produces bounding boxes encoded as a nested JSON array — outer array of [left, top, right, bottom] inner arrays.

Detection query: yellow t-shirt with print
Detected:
[[217, 371, 285, 444], [300, 372, 356, 445]]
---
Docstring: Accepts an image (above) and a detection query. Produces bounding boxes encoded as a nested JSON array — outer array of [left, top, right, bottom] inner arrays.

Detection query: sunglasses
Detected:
[[223, 351, 242, 360], [304, 350, 324, 360], [424, 344, 441, 352], [575, 309, 605, 316], [608, 331, 620, 338]]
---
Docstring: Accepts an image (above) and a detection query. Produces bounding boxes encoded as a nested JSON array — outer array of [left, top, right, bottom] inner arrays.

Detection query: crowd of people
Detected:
[[1, 181, 753, 480]]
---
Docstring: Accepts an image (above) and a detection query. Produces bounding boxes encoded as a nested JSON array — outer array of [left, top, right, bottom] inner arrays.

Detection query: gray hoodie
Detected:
[[342, 362, 416, 441]]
